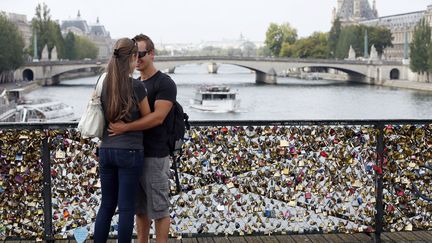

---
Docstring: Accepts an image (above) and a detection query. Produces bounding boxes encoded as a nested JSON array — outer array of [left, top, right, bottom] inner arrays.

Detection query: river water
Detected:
[[25, 64, 432, 121]]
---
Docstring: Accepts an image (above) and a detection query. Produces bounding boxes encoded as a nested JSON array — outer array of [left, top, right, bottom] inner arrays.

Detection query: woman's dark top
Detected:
[[100, 78, 147, 150]]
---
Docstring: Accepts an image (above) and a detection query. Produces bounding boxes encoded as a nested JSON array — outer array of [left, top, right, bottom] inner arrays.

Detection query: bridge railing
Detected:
[[23, 56, 404, 66], [0, 120, 430, 241]]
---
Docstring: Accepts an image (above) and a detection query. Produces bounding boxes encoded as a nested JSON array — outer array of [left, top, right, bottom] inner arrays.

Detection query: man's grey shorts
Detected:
[[135, 156, 170, 220]]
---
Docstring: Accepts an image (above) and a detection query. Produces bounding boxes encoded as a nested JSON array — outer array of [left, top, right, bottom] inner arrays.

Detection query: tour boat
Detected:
[[0, 88, 76, 122], [190, 85, 240, 112], [15, 100, 76, 122]]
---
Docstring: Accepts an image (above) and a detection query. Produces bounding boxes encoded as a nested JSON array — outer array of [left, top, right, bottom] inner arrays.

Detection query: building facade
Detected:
[[361, 6, 432, 60], [2, 12, 32, 49], [333, 0, 378, 26], [61, 11, 113, 59], [334, 0, 432, 60]]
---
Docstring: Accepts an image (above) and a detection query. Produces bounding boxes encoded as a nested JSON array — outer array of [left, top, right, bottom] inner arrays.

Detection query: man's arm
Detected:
[[108, 99, 173, 134]]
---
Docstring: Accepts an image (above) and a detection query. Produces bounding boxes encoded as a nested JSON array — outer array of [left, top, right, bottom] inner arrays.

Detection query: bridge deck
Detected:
[[5, 231, 432, 243]]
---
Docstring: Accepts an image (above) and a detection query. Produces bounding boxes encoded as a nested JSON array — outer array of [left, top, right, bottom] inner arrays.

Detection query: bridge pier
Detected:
[[255, 69, 277, 84], [37, 77, 55, 86], [207, 63, 219, 74], [51, 76, 60, 85]]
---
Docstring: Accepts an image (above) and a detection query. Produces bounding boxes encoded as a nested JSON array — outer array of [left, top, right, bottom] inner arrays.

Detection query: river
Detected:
[[25, 64, 432, 121]]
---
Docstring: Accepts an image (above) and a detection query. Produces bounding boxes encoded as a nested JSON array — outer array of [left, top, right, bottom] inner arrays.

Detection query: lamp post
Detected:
[[33, 29, 38, 61], [364, 29, 369, 59]]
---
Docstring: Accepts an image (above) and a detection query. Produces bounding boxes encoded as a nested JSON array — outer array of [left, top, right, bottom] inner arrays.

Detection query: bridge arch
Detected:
[[50, 66, 103, 85], [302, 65, 368, 82], [212, 63, 276, 84], [390, 68, 400, 80], [22, 69, 34, 81], [161, 61, 277, 84]]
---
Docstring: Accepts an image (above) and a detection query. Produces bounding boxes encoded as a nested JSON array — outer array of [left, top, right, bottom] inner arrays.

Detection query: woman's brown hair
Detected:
[[105, 38, 138, 122]]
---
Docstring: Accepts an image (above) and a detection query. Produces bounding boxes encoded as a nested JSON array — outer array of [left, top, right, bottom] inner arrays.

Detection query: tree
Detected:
[[287, 32, 329, 58], [334, 25, 392, 59], [30, 3, 64, 59], [328, 18, 341, 58], [410, 18, 431, 78], [0, 13, 25, 73], [256, 46, 272, 57], [63, 32, 77, 60], [280, 43, 295, 57], [75, 36, 98, 59], [201, 46, 224, 56], [50, 22, 65, 58], [366, 26, 393, 56], [335, 25, 360, 59], [265, 22, 297, 57]]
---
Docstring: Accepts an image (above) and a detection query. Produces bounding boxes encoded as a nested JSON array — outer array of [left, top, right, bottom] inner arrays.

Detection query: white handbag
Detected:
[[77, 73, 106, 138]]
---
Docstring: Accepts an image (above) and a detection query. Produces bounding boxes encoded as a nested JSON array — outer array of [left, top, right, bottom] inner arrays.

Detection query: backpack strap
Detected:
[[172, 153, 182, 193]]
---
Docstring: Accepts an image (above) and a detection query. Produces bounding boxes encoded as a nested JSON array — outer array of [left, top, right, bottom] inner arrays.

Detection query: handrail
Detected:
[[1, 118, 432, 128]]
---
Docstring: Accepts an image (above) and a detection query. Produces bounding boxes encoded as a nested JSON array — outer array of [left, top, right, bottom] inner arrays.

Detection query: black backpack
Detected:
[[153, 76, 190, 193], [167, 101, 190, 194], [167, 101, 190, 156]]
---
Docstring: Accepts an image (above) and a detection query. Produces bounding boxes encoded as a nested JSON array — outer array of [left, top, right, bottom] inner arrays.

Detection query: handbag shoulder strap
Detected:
[[94, 72, 107, 97]]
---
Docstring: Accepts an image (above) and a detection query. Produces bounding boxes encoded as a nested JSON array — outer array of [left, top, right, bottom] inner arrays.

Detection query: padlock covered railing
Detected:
[[0, 120, 430, 242]]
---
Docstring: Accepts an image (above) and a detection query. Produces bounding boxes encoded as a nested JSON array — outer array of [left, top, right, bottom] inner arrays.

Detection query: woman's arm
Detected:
[[108, 99, 173, 135]]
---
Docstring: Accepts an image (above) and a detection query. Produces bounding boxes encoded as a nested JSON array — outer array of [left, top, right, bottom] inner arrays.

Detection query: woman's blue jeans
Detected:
[[94, 148, 144, 243]]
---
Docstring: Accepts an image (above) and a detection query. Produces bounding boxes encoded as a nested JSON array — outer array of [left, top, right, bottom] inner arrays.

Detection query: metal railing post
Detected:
[[41, 132, 54, 242], [374, 123, 384, 243]]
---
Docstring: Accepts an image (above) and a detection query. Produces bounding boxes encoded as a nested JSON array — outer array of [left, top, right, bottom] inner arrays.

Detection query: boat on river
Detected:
[[190, 85, 240, 112], [0, 88, 75, 122]]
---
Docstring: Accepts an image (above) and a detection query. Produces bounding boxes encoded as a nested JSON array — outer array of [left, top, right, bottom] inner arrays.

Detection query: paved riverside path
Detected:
[[5, 231, 432, 242]]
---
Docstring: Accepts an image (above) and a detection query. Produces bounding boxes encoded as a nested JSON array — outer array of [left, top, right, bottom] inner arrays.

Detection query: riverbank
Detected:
[[0, 80, 40, 94], [379, 79, 432, 92]]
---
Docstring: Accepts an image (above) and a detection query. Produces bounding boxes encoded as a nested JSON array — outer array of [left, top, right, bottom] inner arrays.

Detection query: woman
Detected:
[[94, 38, 150, 243]]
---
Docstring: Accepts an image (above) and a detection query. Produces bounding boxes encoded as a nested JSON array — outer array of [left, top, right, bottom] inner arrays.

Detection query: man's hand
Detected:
[[108, 121, 128, 136]]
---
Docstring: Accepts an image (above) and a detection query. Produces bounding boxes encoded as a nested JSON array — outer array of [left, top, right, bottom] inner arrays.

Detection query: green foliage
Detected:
[[334, 25, 392, 59], [280, 43, 295, 57], [265, 22, 297, 56], [0, 13, 25, 72], [200, 46, 224, 56], [63, 32, 77, 60], [30, 3, 65, 59], [328, 18, 341, 58], [335, 25, 360, 58], [256, 46, 272, 57], [51, 22, 65, 58], [284, 32, 329, 58], [60, 32, 98, 60], [410, 18, 431, 74], [75, 36, 98, 59], [367, 26, 393, 56]]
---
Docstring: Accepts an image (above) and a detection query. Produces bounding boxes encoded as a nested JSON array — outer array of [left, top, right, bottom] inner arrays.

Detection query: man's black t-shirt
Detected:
[[141, 71, 177, 157]]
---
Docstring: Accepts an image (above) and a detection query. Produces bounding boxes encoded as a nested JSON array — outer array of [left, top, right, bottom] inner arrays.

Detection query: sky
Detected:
[[1, 0, 431, 44]]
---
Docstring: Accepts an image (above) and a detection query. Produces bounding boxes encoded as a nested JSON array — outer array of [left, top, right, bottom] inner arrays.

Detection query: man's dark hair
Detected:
[[133, 34, 155, 52]]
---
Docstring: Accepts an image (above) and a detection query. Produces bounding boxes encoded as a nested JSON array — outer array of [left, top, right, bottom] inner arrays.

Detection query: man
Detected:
[[109, 34, 175, 243]]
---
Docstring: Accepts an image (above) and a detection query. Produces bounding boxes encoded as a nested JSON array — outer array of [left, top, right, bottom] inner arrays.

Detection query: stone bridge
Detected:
[[14, 56, 408, 85]]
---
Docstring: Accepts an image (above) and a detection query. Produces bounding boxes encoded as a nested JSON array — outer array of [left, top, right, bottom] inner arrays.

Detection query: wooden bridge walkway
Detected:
[[5, 231, 432, 242]]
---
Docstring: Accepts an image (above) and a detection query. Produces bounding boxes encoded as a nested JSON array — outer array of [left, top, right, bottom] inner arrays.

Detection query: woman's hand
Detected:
[[108, 121, 128, 136]]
